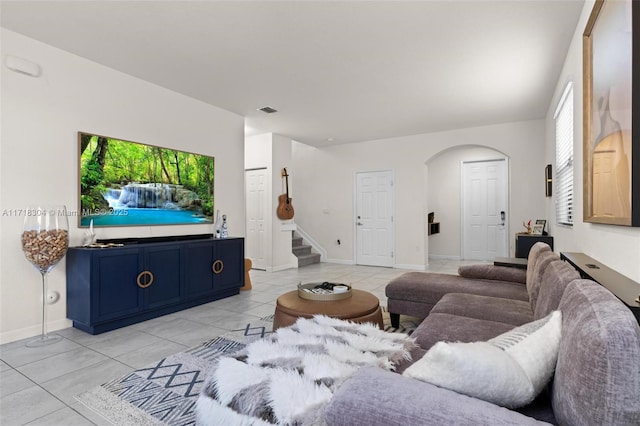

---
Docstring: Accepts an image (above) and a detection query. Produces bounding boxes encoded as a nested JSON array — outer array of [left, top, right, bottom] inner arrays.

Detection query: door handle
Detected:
[[500, 211, 506, 226], [357, 222, 363, 226]]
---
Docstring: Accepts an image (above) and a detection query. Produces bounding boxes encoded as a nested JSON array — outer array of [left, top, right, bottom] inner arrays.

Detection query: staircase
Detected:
[[292, 232, 321, 267]]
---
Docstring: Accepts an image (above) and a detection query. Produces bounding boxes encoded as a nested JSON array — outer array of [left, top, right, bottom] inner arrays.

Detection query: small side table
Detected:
[[515, 234, 553, 258]]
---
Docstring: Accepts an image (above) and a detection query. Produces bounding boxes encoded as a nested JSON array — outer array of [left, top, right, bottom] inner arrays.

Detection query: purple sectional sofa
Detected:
[[324, 243, 640, 425]]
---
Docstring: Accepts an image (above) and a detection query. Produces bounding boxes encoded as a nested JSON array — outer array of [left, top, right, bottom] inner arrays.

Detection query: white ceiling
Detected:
[[0, 0, 584, 146]]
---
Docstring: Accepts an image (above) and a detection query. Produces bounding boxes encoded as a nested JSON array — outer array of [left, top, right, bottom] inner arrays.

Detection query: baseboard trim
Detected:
[[267, 263, 298, 272], [0, 318, 72, 345], [394, 263, 427, 271], [324, 259, 425, 270], [428, 255, 462, 261], [325, 258, 355, 265]]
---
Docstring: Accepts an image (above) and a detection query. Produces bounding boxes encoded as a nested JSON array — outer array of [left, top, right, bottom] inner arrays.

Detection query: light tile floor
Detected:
[[0, 260, 474, 425]]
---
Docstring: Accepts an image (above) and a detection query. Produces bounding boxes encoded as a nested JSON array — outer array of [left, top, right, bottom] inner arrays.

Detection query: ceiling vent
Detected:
[[257, 106, 278, 114]]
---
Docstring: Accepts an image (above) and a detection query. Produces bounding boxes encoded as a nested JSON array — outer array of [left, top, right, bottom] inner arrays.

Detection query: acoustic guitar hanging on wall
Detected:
[[277, 167, 295, 220]]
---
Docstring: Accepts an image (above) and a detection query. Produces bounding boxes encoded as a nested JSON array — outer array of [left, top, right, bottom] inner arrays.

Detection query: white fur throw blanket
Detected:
[[196, 315, 416, 425]]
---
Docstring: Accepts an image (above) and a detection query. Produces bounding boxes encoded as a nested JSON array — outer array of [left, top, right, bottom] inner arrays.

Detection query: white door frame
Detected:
[[353, 170, 395, 267], [460, 158, 509, 260]]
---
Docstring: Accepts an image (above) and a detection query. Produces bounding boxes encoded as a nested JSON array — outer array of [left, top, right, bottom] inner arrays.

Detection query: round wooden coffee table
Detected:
[[273, 289, 383, 330]]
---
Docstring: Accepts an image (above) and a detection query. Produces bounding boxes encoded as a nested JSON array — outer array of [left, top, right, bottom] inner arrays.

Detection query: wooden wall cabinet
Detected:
[[66, 236, 244, 334]]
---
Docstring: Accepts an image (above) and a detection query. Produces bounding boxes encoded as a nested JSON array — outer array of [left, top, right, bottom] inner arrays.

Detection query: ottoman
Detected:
[[273, 289, 383, 330]]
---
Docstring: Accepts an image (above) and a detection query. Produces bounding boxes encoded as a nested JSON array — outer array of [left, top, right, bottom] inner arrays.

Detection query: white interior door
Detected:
[[245, 168, 267, 270], [462, 159, 508, 260], [356, 171, 394, 267]]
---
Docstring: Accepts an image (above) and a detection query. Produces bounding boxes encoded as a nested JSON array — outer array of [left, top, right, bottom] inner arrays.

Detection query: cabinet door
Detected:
[[184, 242, 215, 299], [213, 238, 244, 290], [92, 249, 142, 322], [143, 245, 182, 309]]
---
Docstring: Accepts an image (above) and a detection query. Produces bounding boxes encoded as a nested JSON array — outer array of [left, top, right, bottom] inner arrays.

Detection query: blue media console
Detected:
[[66, 235, 244, 334]]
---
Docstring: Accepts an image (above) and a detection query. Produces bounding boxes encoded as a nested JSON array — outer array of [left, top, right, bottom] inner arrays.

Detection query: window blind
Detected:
[[554, 82, 574, 226]]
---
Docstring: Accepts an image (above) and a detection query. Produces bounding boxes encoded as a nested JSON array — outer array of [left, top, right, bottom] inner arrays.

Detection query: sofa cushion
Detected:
[[411, 313, 514, 352], [458, 264, 526, 284], [533, 260, 579, 320], [395, 313, 514, 373], [526, 242, 552, 284], [326, 367, 551, 426], [386, 272, 528, 310], [527, 251, 559, 311], [430, 293, 533, 326], [403, 311, 561, 408], [394, 346, 428, 375], [552, 280, 640, 426], [386, 298, 436, 321]]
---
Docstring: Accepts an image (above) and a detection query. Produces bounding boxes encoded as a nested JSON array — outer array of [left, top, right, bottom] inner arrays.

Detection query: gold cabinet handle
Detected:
[[137, 271, 154, 288], [212, 260, 224, 274]]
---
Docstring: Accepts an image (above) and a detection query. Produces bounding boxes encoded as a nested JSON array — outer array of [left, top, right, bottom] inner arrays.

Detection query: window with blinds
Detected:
[[554, 82, 574, 226]]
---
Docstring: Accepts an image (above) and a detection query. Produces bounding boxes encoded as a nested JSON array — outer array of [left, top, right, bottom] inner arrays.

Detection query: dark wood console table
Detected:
[[560, 252, 640, 322]]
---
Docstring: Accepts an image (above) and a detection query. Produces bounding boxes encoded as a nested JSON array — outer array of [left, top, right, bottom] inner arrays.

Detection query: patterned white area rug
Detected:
[[76, 317, 275, 426], [76, 312, 418, 426], [382, 308, 421, 335], [196, 315, 416, 425]]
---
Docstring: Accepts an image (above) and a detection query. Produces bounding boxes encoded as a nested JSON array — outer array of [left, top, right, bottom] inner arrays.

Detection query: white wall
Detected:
[[245, 133, 272, 170], [0, 29, 245, 343], [271, 134, 298, 271], [292, 119, 546, 268], [427, 146, 508, 259], [244, 133, 297, 271], [545, 0, 640, 282]]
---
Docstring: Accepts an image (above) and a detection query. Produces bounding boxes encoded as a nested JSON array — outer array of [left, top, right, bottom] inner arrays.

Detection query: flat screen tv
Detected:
[[78, 131, 214, 227]]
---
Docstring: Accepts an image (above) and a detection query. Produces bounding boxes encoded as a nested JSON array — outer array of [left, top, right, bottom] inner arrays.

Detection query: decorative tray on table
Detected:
[[297, 282, 352, 301]]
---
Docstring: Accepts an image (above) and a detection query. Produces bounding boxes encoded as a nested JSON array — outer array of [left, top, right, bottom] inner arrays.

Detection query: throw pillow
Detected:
[[457, 264, 526, 284], [402, 310, 561, 408]]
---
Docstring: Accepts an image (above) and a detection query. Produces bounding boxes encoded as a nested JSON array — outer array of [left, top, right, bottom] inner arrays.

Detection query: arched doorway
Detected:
[[425, 145, 509, 261]]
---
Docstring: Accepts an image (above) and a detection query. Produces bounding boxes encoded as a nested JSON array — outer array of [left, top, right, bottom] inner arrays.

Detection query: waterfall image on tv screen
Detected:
[[78, 132, 214, 227]]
